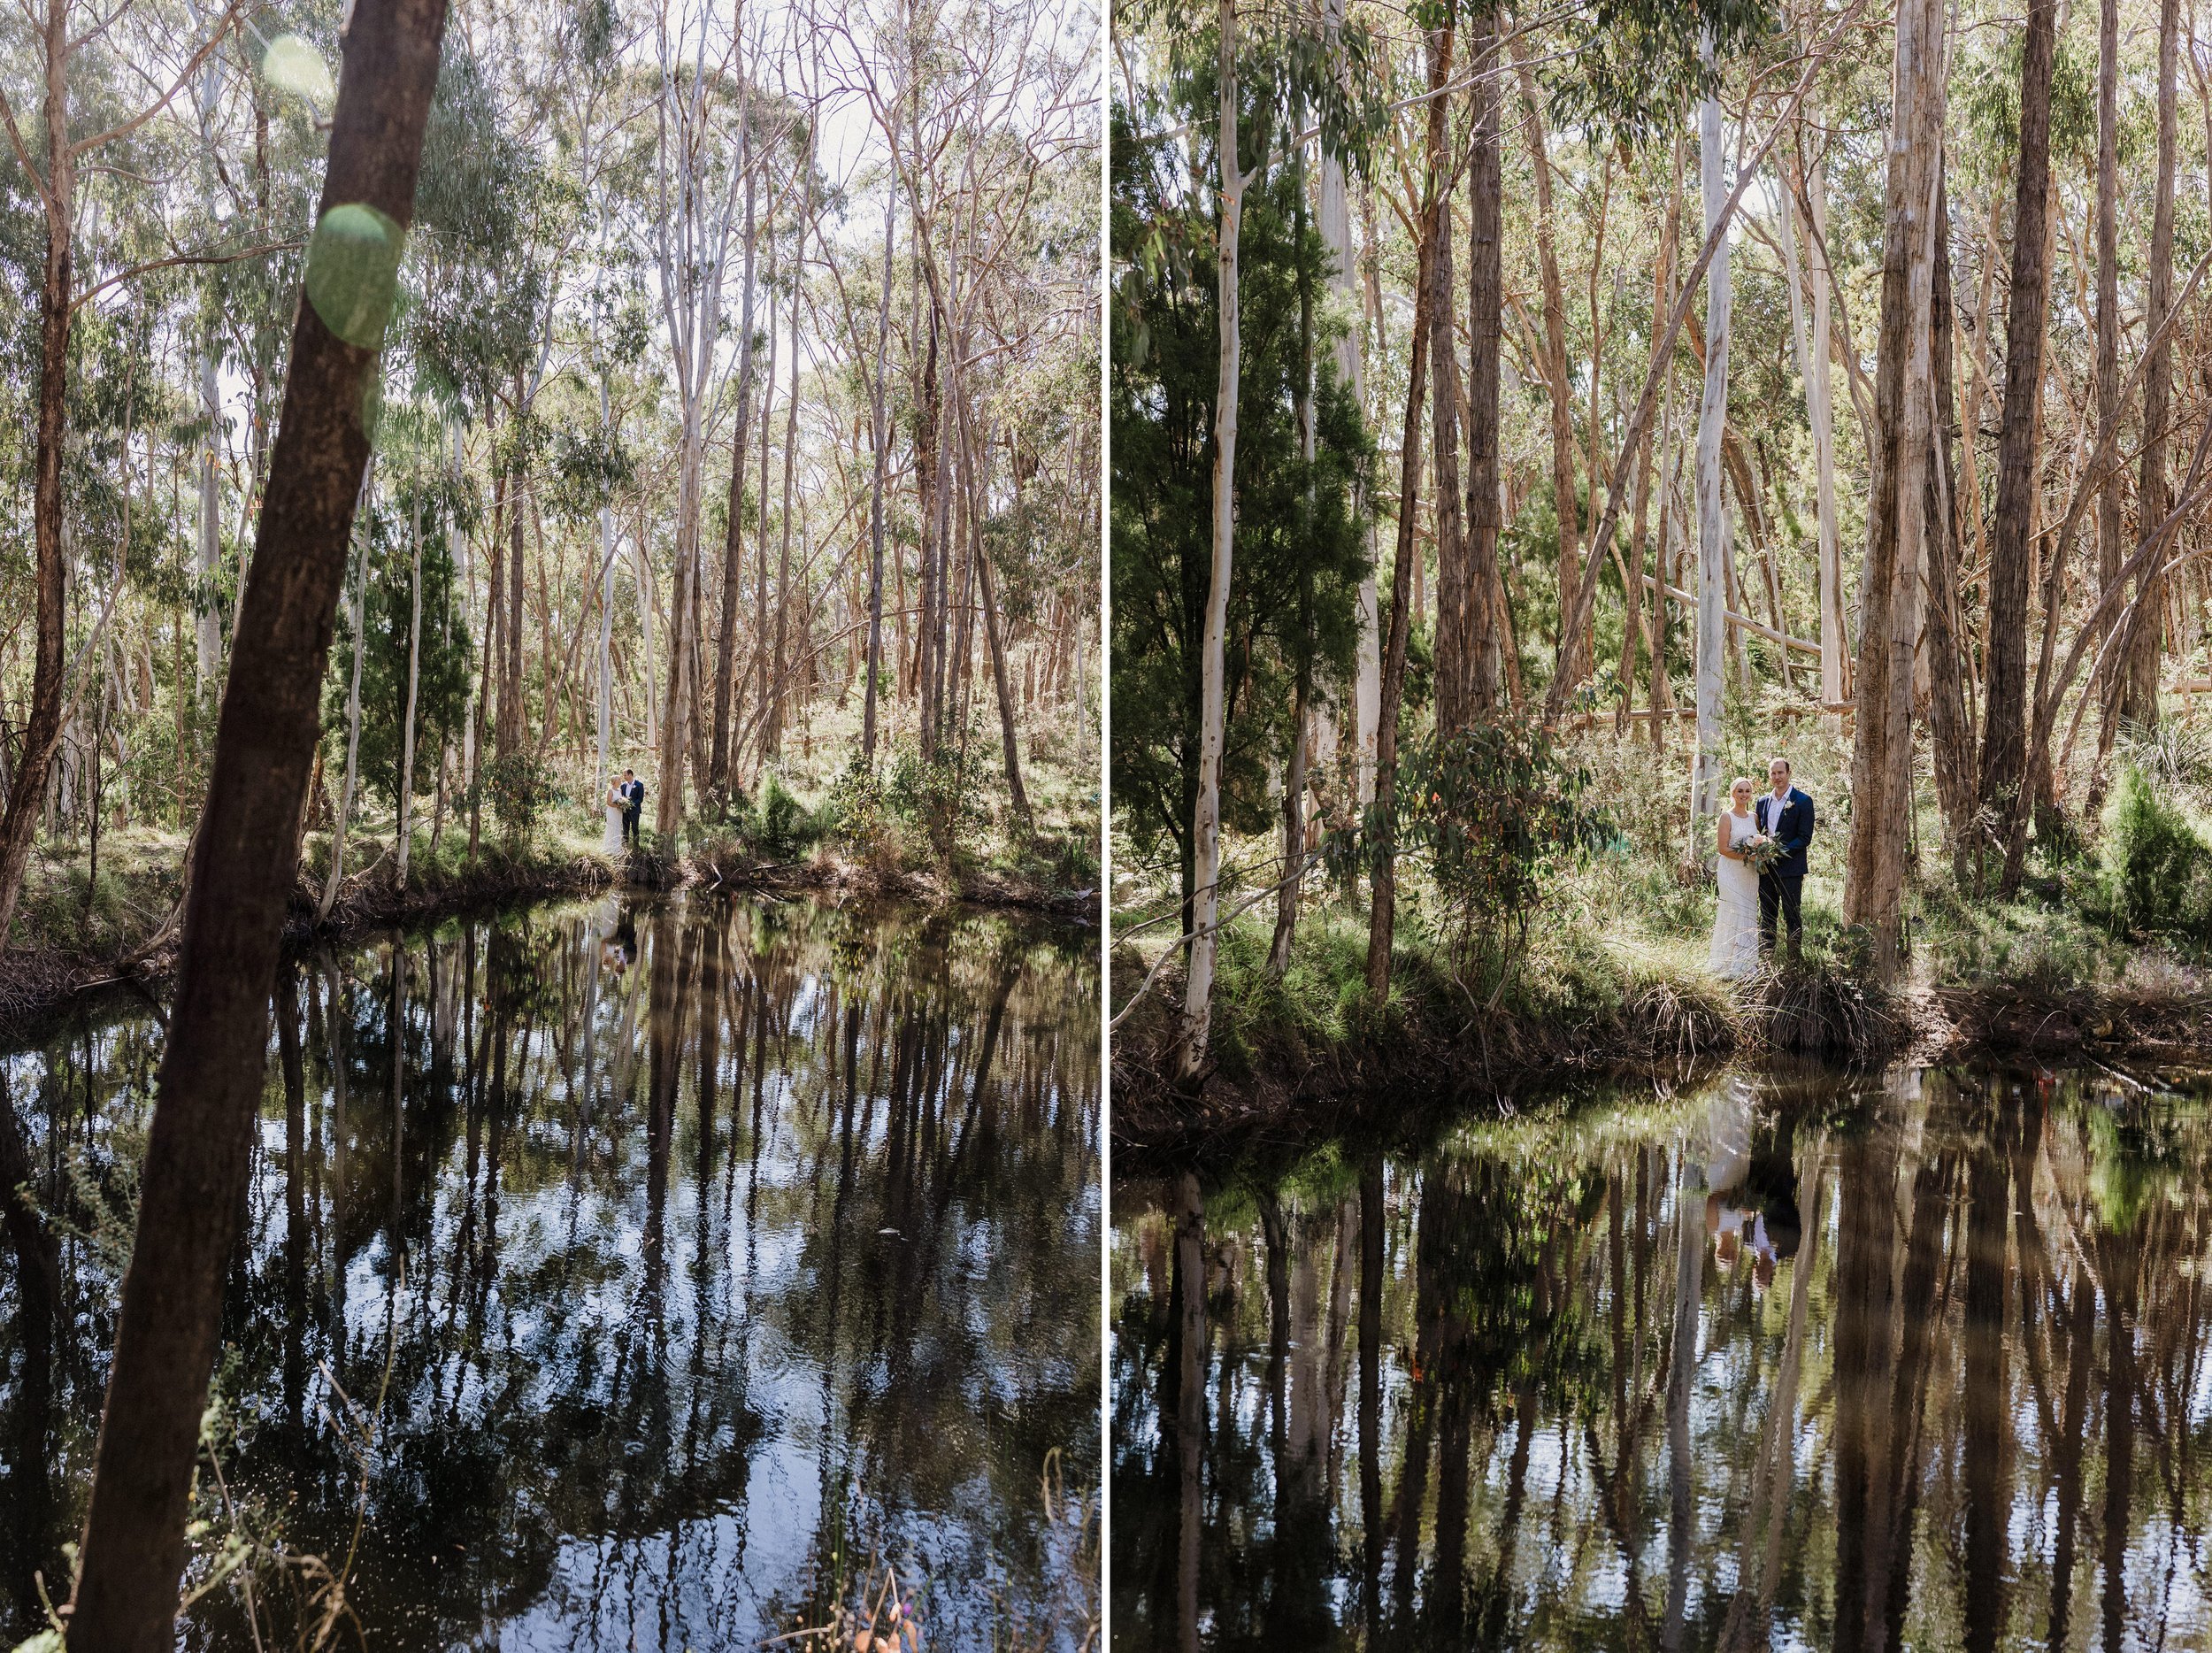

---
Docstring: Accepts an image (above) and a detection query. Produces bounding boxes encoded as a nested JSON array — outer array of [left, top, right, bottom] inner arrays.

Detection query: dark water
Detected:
[[0, 892, 1098, 1649], [1112, 1065, 2212, 1650]]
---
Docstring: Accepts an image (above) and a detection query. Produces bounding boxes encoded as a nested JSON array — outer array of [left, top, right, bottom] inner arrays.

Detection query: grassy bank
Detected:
[[0, 729, 1098, 1042], [1114, 713, 2212, 1157]]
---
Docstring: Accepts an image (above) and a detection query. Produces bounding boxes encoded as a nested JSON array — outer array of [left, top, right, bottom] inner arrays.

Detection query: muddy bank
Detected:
[[0, 846, 1096, 1046], [1111, 944, 2211, 1165]]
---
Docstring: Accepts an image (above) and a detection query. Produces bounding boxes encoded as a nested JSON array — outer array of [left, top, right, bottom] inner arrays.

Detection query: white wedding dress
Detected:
[[603, 790, 626, 855], [1709, 810, 1762, 978]]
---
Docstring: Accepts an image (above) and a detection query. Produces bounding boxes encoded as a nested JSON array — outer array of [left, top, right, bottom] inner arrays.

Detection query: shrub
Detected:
[[1398, 718, 1613, 1001], [752, 772, 816, 857], [475, 750, 557, 847], [822, 757, 895, 863], [887, 747, 983, 859], [2091, 763, 2212, 937]]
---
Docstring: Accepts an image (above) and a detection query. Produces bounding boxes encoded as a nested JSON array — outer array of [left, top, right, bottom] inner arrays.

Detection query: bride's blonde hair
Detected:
[[1729, 776, 1755, 797]]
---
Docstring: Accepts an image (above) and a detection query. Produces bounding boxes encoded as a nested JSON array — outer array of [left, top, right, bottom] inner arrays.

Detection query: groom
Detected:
[[621, 768, 645, 846], [1755, 757, 1813, 961]]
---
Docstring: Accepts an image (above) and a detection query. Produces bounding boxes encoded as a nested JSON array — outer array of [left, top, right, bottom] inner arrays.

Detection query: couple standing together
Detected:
[[602, 769, 645, 854], [1709, 758, 1812, 978]]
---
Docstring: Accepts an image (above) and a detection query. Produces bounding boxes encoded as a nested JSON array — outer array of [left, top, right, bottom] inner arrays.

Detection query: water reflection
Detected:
[[0, 892, 1098, 1649], [1112, 1065, 2212, 1650]]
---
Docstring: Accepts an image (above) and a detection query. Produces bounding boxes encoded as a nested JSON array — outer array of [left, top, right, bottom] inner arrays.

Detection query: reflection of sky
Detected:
[[4, 895, 1097, 1651]]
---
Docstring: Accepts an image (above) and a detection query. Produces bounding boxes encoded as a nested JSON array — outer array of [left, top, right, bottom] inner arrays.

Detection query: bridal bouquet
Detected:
[[1742, 835, 1785, 875]]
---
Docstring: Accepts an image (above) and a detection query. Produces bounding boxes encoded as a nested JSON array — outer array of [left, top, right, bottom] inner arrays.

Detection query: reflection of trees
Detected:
[[1111, 1067, 2212, 1651], [0, 894, 1097, 1649]]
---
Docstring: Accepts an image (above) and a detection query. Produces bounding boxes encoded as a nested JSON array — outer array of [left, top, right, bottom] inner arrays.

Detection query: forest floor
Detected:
[[1113, 717, 2212, 1164], [0, 725, 1098, 1044]]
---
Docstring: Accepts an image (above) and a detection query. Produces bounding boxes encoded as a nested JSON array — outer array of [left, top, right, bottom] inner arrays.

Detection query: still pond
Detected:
[[0, 892, 1098, 1650], [1114, 1063, 2212, 1651]]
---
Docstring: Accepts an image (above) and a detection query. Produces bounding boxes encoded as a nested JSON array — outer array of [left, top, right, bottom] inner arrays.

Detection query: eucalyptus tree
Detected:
[[646, 0, 753, 836], [2119, 0, 2181, 728], [1110, 55, 1367, 1028], [1975, 0, 2060, 824], [0, 0, 242, 943], [65, 0, 449, 1641], [1840, 0, 1949, 974]]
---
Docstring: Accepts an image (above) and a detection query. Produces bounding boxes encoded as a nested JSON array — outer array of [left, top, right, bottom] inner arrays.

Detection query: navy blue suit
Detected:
[[1755, 788, 1813, 956]]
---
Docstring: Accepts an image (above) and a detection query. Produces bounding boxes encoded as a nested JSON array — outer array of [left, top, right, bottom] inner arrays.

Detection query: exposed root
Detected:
[[1739, 957, 1909, 1061]]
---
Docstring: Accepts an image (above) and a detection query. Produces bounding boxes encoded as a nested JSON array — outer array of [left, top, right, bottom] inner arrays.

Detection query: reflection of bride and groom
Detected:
[[1703, 1080, 1801, 1291]]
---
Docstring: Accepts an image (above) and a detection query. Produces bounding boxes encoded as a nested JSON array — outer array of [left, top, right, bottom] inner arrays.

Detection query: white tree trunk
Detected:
[[319, 500, 371, 922], [396, 498, 423, 889], [633, 528, 659, 752], [861, 166, 898, 761], [1181, 0, 1244, 1081], [1318, 0, 1376, 803], [596, 377, 615, 796], [1691, 45, 1732, 839], [1778, 144, 1843, 718], [1806, 157, 1844, 715], [196, 349, 222, 696]]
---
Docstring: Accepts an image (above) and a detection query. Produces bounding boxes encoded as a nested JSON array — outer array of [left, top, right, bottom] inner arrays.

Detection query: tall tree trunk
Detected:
[[596, 379, 616, 796], [1651, 404, 1682, 746], [709, 115, 759, 797], [2122, 0, 2180, 727], [66, 0, 447, 1640], [1691, 41, 1732, 834], [319, 497, 371, 921], [861, 167, 897, 762], [752, 218, 780, 774], [972, 481, 1030, 822], [397, 499, 424, 888], [1978, 0, 2057, 816], [1463, 4, 1504, 718], [924, 278, 958, 753], [1513, 40, 1586, 694], [1428, 26, 1472, 737], [1321, 0, 1379, 803], [2090, 0, 2124, 768], [503, 402, 527, 757], [1363, 161, 1438, 1005], [1841, 0, 1944, 976], [769, 176, 805, 765], [196, 344, 224, 698], [1180, 0, 1245, 1081], [0, 0, 79, 950], [1782, 138, 1845, 713], [657, 486, 696, 839], [1622, 140, 1679, 736], [1924, 165, 1977, 863], [915, 287, 943, 755], [1271, 119, 1320, 978]]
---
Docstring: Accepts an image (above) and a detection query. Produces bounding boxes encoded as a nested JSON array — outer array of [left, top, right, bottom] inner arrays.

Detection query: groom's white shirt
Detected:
[[1761, 788, 1793, 833]]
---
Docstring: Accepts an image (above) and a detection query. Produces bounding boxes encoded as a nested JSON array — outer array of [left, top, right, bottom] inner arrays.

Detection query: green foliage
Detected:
[[1399, 719, 1614, 997], [1543, 0, 1776, 148], [325, 484, 474, 808], [1110, 88, 1373, 918], [822, 758, 893, 861], [751, 773, 817, 857], [2085, 764, 2212, 938], [475, 750, 558, 848], [408, 46, 553, 419], [888, 748, 987, 859]]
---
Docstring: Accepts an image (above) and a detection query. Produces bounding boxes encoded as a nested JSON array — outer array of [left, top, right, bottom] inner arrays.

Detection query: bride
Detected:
[[602, 777, 627, 856], [1709, 776, 1765, 978]]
